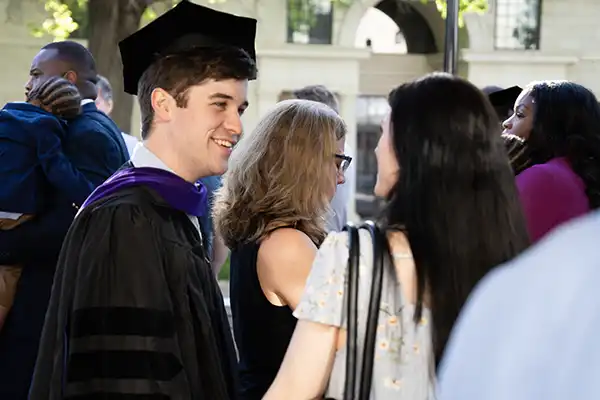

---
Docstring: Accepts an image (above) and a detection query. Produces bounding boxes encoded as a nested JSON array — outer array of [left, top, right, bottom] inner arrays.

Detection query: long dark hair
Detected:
[[525, 81, 600, 208], [381, 73, 530, 366]]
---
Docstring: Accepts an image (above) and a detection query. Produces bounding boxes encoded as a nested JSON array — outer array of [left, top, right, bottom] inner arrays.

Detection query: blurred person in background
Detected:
[[482, 85, 522, 122], [291, 85, 355, 232], [95, 74, 139, 156], [438, 210, 600, 400], [200, 174, 229, 275]]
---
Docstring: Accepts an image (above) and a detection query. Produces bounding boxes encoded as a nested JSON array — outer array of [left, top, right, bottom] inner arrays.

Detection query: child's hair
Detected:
[[27, 76, 82, 119], [502, 134, 532, 175]]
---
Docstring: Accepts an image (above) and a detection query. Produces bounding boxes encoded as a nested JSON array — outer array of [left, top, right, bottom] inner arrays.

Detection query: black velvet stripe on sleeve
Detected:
[[70, 307, 175, 338], [68, 350, 183, 382], [65, 306, 184, 396], [66, 394, 170, 400]]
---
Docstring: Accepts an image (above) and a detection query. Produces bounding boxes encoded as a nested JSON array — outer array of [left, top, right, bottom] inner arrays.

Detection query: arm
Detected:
[[63, 204, 188, 396], [264, 320, 339, 400], [35, 118, 95, 206], [264, 232, 349, 399], [257, 228, 317, 310]]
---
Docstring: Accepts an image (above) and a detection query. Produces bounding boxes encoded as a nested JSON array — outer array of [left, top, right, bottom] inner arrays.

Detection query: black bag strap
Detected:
[[358, 221, 386, 400], [342, 221, 387, 400], [343, 224, 360, 400]]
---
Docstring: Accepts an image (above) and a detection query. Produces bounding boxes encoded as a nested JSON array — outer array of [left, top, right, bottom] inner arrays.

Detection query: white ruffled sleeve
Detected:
[[293, 231, 350, 328]]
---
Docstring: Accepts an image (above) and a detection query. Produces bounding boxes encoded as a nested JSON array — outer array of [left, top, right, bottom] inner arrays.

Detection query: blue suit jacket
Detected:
[[0, 102, 129, 265], [0, 102, 94, 213], [65, 102, 129, 187]]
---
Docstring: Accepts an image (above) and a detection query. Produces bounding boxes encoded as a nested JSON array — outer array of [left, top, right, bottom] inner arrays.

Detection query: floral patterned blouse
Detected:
[[294, 230, 435, 399]]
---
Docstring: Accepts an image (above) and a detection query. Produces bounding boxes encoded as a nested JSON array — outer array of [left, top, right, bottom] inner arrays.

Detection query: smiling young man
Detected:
[[29, 1, 257, 399]]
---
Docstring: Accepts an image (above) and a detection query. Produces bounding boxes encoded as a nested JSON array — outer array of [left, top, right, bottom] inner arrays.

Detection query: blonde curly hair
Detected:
[[213, 99, 347, 248]]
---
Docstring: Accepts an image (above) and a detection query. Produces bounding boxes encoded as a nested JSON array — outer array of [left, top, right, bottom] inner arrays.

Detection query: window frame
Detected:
[[286, 0, 334, 45], [493, 0, 543, 51]]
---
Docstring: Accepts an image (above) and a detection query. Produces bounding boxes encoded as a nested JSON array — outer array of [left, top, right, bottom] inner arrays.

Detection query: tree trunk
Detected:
[[87, 0, 149, 134]]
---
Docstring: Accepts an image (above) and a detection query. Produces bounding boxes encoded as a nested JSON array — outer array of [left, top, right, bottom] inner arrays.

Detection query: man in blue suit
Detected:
[[26, 41, 129, 185], [0, 41, 129, 399]]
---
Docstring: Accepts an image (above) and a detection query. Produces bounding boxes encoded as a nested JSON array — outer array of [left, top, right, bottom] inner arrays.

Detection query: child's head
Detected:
[[26, 76, 82, 119], [502, 133, 531, 176]]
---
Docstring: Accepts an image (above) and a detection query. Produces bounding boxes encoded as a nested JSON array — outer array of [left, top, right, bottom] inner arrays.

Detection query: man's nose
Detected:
[[502, 117, 512, 129], [224, 113, 243, 135], [337, 171, 346, 185]]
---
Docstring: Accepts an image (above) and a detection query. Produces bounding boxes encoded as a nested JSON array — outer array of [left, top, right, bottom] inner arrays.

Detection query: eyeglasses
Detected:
[[335, 154, 352, 173]]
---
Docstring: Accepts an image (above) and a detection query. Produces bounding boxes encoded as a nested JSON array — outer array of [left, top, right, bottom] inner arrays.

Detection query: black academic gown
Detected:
[[29, 185, 238, 399]]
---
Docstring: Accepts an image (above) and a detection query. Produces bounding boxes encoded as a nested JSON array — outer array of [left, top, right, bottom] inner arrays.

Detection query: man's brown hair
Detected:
[[137, 46, 257, 139]]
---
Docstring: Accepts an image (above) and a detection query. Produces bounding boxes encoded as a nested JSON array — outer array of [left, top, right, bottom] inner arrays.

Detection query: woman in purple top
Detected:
[[502, 80, 600, 242]]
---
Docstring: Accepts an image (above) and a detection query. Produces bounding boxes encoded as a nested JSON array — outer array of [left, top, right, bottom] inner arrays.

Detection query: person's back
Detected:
[[230, 239, 298, 399], [438, 211, 600, 400], [291, 228, 435, 399], [66, 101, 129, 187], [95, 74, 138, 158]]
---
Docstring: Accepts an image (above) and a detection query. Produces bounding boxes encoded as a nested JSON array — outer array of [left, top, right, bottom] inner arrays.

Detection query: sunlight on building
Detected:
[[355, 7, 407, 54]]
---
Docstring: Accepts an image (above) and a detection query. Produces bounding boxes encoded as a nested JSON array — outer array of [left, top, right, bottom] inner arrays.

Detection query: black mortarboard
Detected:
[[488, 86, 523, 107], [118, 0, 257, 95]]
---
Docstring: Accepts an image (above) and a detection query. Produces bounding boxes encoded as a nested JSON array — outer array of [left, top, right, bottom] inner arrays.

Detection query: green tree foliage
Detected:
[[21, 0, 487, 131], [33, 0, 488, 41], [31, 0, 181, 40]]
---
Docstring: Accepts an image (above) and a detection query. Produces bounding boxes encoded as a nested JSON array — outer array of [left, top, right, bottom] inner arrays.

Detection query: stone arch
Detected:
[[336, 0, 468, 54], [375, 0, 437, 53]]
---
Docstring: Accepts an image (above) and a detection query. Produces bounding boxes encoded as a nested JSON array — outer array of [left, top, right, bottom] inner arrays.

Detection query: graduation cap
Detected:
[[487, 86, 523, 108], [119, 0, 257, 95]]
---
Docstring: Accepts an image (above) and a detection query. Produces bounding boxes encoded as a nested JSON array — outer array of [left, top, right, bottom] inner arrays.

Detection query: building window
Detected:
[[494, 0, 542, 50], [287, 0, 333, 45], [355, 96, 389, 218]]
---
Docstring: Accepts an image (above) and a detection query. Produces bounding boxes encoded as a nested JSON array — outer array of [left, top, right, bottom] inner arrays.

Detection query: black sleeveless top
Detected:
[[230, 239, 298, 400]]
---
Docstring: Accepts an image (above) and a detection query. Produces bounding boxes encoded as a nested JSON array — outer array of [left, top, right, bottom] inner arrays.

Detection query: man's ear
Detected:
[[63, 70, 77, 84], [151, 88, 175, 123], [107, 99, 114, 115]]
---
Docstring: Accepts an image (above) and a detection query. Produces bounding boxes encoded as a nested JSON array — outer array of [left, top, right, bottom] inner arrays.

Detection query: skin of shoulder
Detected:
[[257, 228, 318, 310]]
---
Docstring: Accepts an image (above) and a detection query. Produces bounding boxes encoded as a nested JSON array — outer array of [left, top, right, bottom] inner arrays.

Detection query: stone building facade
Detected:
[[0, 0, 597, 219]]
